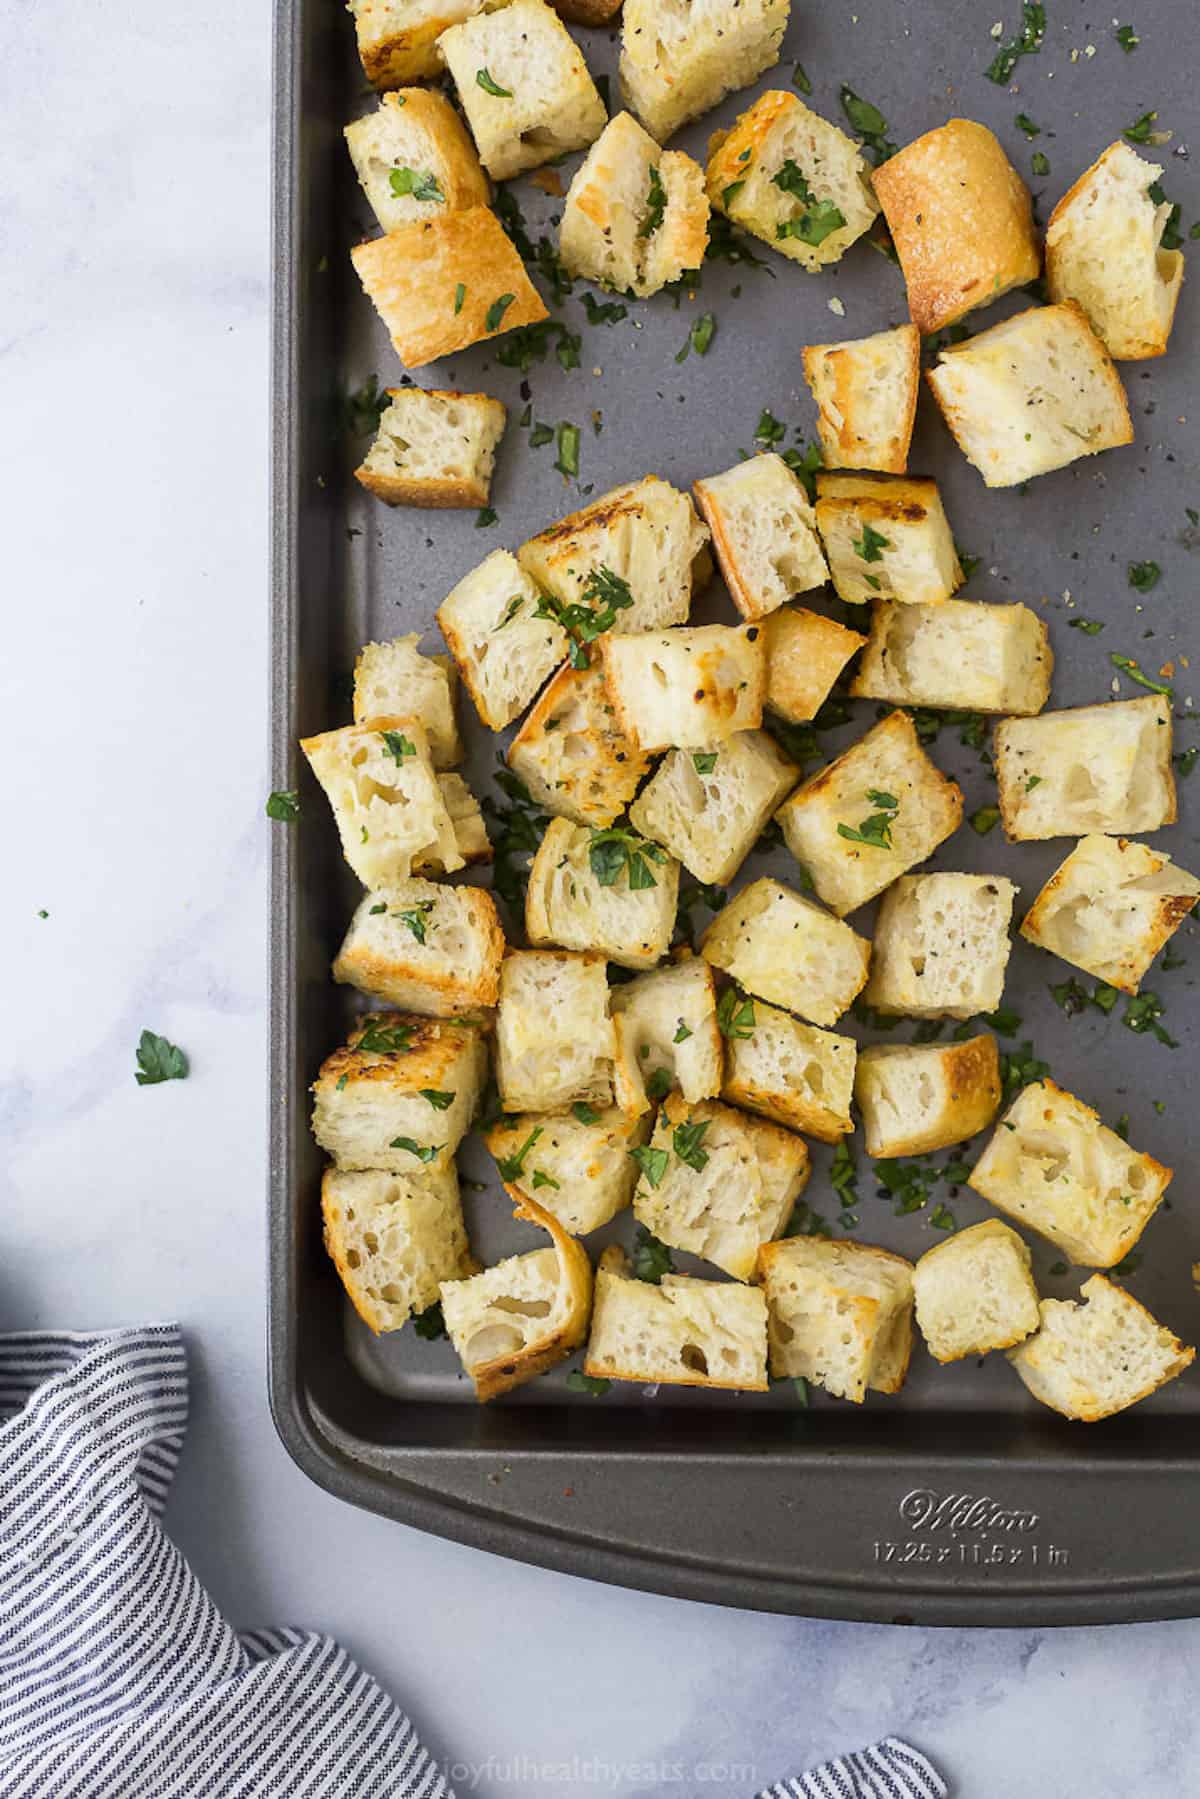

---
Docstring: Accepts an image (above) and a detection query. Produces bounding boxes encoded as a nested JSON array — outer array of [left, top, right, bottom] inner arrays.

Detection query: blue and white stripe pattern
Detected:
[[0, 1325, 453, 1799], [757, 1736, 947, 1799]]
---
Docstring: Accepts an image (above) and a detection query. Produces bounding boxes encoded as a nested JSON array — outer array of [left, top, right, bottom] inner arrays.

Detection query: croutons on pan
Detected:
[[334, 878, 505, 1015], [871, 118, 1039, 334], [758, 1236, 915, 1402], [301, 717, 462, 886], [762, 605, 867, 724], [353, 635, 463, 767], [850, 599, 1053, 716], [814, 473, 963, 606], [322, 1163, 472, 1334], [436, 548, 567, 731], [913, 1219, 1040, 1365], [487, 1108, 650, 1235], [701, 876, 871, 1028], [721, 998, 856, 1143], [525, 816, 680, 970], [1007, 1274, 1194, 1422], [312, 1012, 489, 1172], [968, 1078, 1172, 1268], [610, 958, 723, 1115], [518, 476, 711, 635], [559, 112, 710, 296], [344, 91, 490, 233], [801, 325, 921, 474], [351, 208, 547, 369], [926, 302, 1133, 488], [619, 0, 789, 144], [349, 0, 483, 86], [494, 949, 616, 1112], [1046, 141, 1185, 360], [854, 1033, 1001, 1159], [632, 1094, 810, 1281], [994, 696, 1175, 842], [597, 624, 766, 751], [775, 709, 963, 917], [630, 729, 799, 886], [507, 657, 651, 827], [420, 771, 491, 871], [354, 389, 506, 510], [439, 0, 607, 181], [1020, 834, 1200, 995], [706, 91, 879, 269], [584, 1263, 769, 1391], [692, 453, 828, 620], [864, 873, 1017, 1019]]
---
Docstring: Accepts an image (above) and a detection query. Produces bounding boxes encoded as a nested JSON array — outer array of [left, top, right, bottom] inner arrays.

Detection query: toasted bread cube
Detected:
[[441, 1198, 593, 1400], [312, 1012, 489, 1172], [417, 772, 492, 872], [301, 717, 462, 885], [814, 473, 962, 607], [707, 91, 879, 269], [855, 1034, 1001, 1159], [1046, 142, 1185, 360], [1020, 834, 1200, 995], [559, 112, 709, 296], [926, 302, 1133, 488], [776, 710, 963, 916], [322, 1163, 472, 1334], [610, 959, 723, 1116], [495, 949, 616, 1111], [692, 454, 828, 620], [436, 548, 567, 730], [585, 1265, 768, 1389], [352, 635, 463, 767], [850, 599, 1052, 717], [487, 1108, 650, 1234], [630, 729, 799, 886], [619, 0, 788, 144], [913, 1219, 1040, 1364], [758, 1236, 914, 1401], [721, 1000, 855, 1143], [632, 1094, 809, 1281], [354, 388, 506, 510], [349, 0, 485, 86], [995, 697, 1175, 842], [1007, 1274, 1194, 1421], [506, 658, 651, 827], [333, 878, 505, 1015], [872, 118, 1039, 335], [865, 873, 1017, 1019], [344, 91, 490, 233], [701, 877, 871, 1028], [351, 208, 547, 369], [802, 325, 921, 474], [969, 1078, 1172, 1268], [525, 817, 680, 970], [763, 605, 866, 724], [518, 477, 711, 636], [439, 0, 606, 181], [598, 625, 766, 752]]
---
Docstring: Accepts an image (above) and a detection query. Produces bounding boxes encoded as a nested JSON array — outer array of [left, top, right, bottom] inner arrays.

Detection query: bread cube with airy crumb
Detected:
[[758, 1236, 914, 1402], [559, 112, 709, 296], [701, 877, 871, 1028], [815, 473, 962, 606], [850, 599, 1052, 716], [355, 389, 506, 510], [855, 1033, 1001, 1159], [968, 1078, 1172, 1268], [1020, 833, 1200, 995], [353, 635, 463, 767], [994, 697, 1175, 842], [610, 958, 723, 1116], [630, 729, 798, 886], [312, 1012, 489, 1172], [1008, 1274, 1194, 1421], [322, 1163, 472, 1334], [721, 998, 855, 1143], [763, 605, 866, 725], [344, 91, 489, 232], [619, 0, 789, 144], [333, 878, 504, 1015], [692, 454, 828, 621], [416, 772, 492, 872], [707, 91, 879, 269], [495, 949, 616, 1112], [506, 658, 651, 828], [301, 717, 462, 886], [525, 817, 680, 970], [913, 1219, 1040, 1365], [437, 548, 567, 730], [865, 873, 1017, 1019], [802, 325, 921, 473], [487, 1107, 650, 1235], [584, 1265, 769, 1390], [597, 625, 765, 752], [350, 0, 486, 86], [776, 710, 963, 917]]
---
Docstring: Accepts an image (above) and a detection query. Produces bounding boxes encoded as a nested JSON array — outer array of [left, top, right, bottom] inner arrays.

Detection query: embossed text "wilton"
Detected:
[[899, 1489, 1039, 1535]]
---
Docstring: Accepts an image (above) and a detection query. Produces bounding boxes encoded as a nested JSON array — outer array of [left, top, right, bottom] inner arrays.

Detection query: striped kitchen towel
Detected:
[[757, 1737, 947, 1799], [0, 1324, 452, 1799]]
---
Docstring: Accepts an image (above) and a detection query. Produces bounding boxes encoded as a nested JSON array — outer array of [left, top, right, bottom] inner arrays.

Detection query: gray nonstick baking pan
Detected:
[[269, 0, 1200, 1621]]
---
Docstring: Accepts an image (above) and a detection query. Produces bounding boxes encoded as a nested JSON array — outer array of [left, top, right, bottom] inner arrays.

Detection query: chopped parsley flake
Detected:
[[484, 292, 516, 333], [1128, 560, 1161, 592], [672, 1117, 711, 1171], [266, 789, 300, 822], [985, 2, 1046, 84], [389, 1137, 443, 1162], [588, 825, 666, 890], [475, 67, 512, 96], [716, 989, 756, 1040], [388, 166, 444, 203], [135, 1030, 189, 1087]]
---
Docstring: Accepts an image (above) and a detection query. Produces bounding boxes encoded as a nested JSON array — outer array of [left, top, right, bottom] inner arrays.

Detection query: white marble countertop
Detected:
[[2, 1, 1197, 1793]]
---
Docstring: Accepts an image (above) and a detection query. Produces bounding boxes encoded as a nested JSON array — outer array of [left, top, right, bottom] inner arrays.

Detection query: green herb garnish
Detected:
[[638, 164, 667, 239], [135, 1030, 189, 1086], [630, 1144, 670, 1188], [495, 1125, 544, 1181], [420, 1089, 455, 1110], [986, 2, 1046, 84], [390, 1137, 443, 1162], [716, 988, 756, 1040], [413, 1302, 447, 1340], [555, 421, 580, 478], [476, 66, 512, 96], [693, 751, 719, 774], [388, 166, 444, 203], [355, 1019, 415, 1056], [672, 1117, 711, 1171], [675, 311, 717, 362], [853, 523, 889, 563], [588, 825, 666, 890], [1110, 653, 1172, 697], [566, 1370, 610, 1394], [380, 729, 416, 764], [484, 292, 516, 333], [266, 789, 300, 822], [839, 87, 896, 163], [1128, 560, 1161, 592]]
